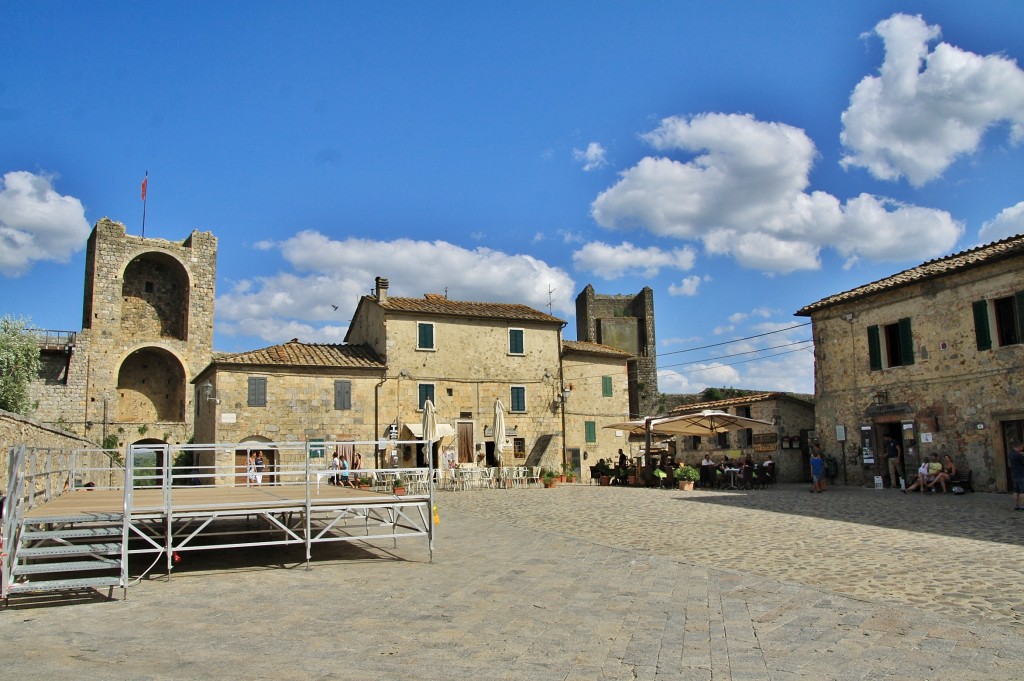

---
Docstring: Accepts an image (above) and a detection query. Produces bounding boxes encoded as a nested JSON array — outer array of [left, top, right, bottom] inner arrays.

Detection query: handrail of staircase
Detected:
[[2, 445, 29, 600]]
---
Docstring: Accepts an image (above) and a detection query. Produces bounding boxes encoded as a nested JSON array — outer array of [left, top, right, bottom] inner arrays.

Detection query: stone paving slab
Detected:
[[2, 483, 1022, 680]]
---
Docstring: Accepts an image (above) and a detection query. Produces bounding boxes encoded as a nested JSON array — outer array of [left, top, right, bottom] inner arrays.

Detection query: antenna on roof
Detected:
[[444, 287, 448, 299], [547, 285, 555, 314]]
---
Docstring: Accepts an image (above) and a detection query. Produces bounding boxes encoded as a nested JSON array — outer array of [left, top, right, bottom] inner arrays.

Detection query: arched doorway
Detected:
[[234, 438, 278, 487]]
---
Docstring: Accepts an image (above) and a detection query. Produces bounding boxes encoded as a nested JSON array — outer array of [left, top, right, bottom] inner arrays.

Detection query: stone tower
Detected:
[[575, 285, 657, 418], [32, 218, 217, 447]]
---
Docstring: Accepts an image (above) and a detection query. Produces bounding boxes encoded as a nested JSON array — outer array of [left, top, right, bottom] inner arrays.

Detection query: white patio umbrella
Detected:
[[421, 398, 438, 462], [647, 410, 774, 436], [493, 398, 507, 466]]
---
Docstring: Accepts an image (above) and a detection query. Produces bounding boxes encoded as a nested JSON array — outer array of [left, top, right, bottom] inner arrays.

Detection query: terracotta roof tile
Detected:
[[562, 340, 632, 357], [213, 340, 384, 369], [668, 392, 813, 414], [378, 295, 565, 324], [796, 233, 1024, 316]]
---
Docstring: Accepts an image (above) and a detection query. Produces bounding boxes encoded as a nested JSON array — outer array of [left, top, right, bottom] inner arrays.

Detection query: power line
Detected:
[[657, 322, 811, 358], [664, 345, 812, 376], [659, 339, 813, 371]]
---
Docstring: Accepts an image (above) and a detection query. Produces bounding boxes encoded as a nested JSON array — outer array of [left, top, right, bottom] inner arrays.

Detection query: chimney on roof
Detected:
[[375, 276, 389, 304]]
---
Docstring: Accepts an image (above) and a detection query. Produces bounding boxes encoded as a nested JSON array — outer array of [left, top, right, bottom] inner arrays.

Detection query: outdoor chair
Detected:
[[740, 465, 755, 490]]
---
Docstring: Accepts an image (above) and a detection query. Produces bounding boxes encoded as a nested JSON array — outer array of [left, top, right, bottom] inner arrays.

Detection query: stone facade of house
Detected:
[[27, 218, 217, 450], [668, 393, 815, 484], [796, 234, 1024, 491], [561, 340, 631, 481], [344, 278, 577, 475]]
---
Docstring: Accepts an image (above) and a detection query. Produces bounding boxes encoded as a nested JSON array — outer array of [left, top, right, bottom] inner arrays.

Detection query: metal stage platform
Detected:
[[2, 441, 435, 603]]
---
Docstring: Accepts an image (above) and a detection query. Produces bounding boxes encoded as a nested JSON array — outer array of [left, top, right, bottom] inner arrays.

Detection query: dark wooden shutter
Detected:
[[602, 376, 613, 397], [418, 323, 433, 349], [867, 325, 882, 370], [972, 300, 992, 351], [585, 421, 597, 443], [1016, 292, 1024, 344], [898, 317, 914, 365]]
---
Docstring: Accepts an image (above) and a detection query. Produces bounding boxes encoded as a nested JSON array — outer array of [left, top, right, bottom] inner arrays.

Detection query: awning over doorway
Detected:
[[403, 423, 456, 439]]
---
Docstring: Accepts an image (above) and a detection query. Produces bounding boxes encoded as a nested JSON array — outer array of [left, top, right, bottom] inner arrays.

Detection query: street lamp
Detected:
[[560, 385, 571, 471]]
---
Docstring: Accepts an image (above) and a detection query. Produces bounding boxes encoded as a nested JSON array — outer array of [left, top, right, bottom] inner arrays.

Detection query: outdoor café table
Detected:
[[722, 467, 741, 490]]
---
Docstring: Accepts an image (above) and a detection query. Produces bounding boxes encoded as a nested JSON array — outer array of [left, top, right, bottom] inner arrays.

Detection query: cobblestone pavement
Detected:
[[2, 483, 1023, 680]]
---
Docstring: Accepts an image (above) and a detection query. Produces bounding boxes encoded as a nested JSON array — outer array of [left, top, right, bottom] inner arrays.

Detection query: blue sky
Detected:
[[3, 1, 1023, 396]]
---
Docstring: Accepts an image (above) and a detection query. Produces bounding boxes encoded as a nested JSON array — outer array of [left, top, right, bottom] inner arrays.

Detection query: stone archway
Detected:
[[116, 347, 186, 423]]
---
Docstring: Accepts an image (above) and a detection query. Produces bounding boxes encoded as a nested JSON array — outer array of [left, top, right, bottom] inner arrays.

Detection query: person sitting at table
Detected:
[[700, 453, 716, 488], [760, 454, 775, 485]]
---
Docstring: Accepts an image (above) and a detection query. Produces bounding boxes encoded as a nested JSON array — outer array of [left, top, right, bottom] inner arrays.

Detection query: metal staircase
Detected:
[[2, 445, 126, 602]]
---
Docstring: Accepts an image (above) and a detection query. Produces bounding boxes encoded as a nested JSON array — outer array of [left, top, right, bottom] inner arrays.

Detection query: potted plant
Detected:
[[542, 470, 557, 488], [357, 476, 372, 490], [594, 460, 613, 486], [392, 474, 407, 496], [676, 465, 700, 491], [626, 465, 639, 486]]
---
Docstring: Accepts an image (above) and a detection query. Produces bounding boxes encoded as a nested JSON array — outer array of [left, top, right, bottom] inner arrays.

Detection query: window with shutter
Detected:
[[247, 377, 267, 407], [417, 322, 435, 350], [510, 386, 526, 412], [602, 376, 613, 397], [508, 328, 524, 355], [585, 420, 597, 443], [418, 384, 435, 410], [334, 380, 352, 410]]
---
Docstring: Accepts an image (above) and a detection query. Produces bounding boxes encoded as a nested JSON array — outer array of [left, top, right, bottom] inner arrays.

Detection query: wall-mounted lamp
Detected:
[[561, 387, 572, 403], [201, 381, 219, 403], [872, 390, 888, 406], [397, 368, 411, 379]]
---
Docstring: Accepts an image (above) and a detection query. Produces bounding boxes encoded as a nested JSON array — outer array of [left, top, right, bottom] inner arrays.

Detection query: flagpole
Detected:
[[141, 171, 148, 238]]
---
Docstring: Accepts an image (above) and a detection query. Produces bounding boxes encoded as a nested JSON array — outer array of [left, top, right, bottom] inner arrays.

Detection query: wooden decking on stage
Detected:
[[25, 484, 425, 519]]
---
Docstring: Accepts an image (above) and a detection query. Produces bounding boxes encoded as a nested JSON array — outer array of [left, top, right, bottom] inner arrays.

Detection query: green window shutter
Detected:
[[334, 380, 352, 410], [418, 384, 434, 409], [509, 329, 524, 354], [1016, 291, 1024, 344], [972, 300, 992, 351], [248, 377, 266, 407], [510, 386, 526, 412], [867, 325, 881, 370], [898, 317, 914, 365], [585, 420, 597, 443], [418, 323, 433, 349], [602, 376, 613, 397]]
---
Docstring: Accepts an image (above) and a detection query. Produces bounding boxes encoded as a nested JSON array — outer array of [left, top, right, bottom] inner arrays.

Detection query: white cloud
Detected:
[[215, 231, 576, 345], [658, 364, 741, 394], [590, 112, 962, 273], [979, 201, 1024, 243], [572, 142, 608, 171], [0, 171, 90, 277], [572, 240, 696, 279], [841, 13, 1024, 186], [668, 275, 705, 297]]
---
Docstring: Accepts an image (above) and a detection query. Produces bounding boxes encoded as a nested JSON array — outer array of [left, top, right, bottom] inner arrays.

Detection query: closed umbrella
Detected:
[[421, 399, 438, 463], [493, 398, 507, 466]]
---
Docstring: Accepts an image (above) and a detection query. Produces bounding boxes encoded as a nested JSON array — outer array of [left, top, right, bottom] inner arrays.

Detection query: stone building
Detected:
[[668, 392, 815, 484], [796, 234, 1024, 491], [28, 218, 216, 449], [561, 340, 632, 481], [343, 277, 630, 476], [191, 340, 385, 481], [575, 284, 657, 418]]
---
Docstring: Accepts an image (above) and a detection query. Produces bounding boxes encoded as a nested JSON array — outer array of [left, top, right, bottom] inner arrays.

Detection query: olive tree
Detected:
[[0, 315, 41, 415]]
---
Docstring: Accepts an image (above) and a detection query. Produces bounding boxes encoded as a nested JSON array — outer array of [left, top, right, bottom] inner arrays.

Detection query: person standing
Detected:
[[884, 435, 903, 489], [810, 448, 826, 493], [246, 453, 256, 486], [254, 451, 265, 486], [329, 451, 340, 485], [1009, 442, 1024, 511]]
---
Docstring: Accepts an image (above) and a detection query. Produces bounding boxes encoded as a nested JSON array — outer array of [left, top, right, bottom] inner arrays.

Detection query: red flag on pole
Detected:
[[141, 174, 148, 202]]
